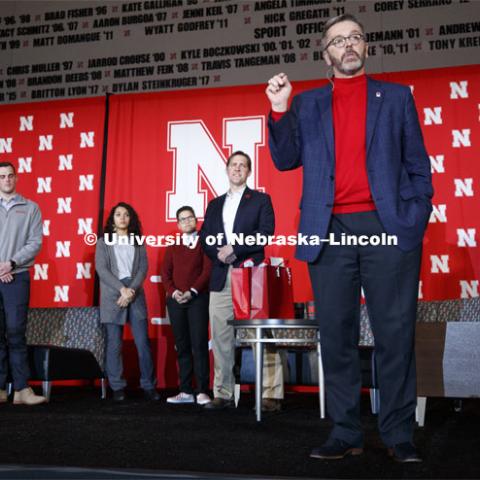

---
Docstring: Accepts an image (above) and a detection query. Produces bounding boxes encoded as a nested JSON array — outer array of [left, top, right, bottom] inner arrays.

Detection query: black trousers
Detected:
[[308, 211, 422, 447], [166, 293, 210, 394]]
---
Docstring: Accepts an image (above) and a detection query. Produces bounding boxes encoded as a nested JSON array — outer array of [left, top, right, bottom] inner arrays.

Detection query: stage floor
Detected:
[[0, 388, 479, 479]]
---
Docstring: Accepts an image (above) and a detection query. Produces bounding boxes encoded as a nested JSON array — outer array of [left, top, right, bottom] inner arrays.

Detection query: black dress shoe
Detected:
[[388, 442, 422, 463], [310, 439, 363, 460], [262, 398, 282, 412], [203, 397, 234, 410], [113, 389, 126, 402], [144, 389, 160, 401]]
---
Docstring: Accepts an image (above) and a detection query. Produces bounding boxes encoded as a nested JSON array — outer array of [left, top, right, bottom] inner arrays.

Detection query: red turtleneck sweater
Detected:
[[271, 74, 375, 214], [332, 74, 374, 213]]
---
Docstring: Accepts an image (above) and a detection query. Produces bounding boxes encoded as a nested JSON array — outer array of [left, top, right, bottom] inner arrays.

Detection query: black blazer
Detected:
[[200, 187, 275, 291]]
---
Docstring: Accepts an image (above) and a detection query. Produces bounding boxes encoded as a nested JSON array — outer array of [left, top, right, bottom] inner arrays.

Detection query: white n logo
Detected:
[[457, 228, 476, 247], [79, 174, 94, 191], [430, 255, 449, 273], [429, 204, 447, 223], [166, 116, 264, 221], [18, 157, 32, 173], [460, 280, 479, 299], [424, 107, 442, 125], [454, 178, 474, 197], [60, 112, 74, 128], [19, 116, 33, 131], [38, 135, 53, 151], [58, 154, 73, 171], [0, 138, 13, 153], [37, 177, 52, 193], [55, 241, 71, 258], [54, 285, 69, 302], [43, 220, 50, 236], [452, 129, 471, 147], [80, 132, 95, 148], [429, 155, 445, 174], [57, 197, 72, 214], [76, 262, 92, 279], [77, 218, 93, 234], [33, 263, 49, 280], [449, 81, 468, 99]]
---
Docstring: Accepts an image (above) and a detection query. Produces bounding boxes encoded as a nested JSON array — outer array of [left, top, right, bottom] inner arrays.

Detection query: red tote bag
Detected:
[[231, 266, 252, 319], [231, 261, 294, 320]]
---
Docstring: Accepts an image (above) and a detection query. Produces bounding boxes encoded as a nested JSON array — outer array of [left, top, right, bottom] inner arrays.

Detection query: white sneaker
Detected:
[[166, 392, 195, 404], [196, 393, 212, 405]]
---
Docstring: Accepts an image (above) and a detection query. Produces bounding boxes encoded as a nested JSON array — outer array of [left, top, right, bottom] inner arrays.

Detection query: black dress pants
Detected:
[[308, 211, 422, 447], [167, 293, 210, 394]]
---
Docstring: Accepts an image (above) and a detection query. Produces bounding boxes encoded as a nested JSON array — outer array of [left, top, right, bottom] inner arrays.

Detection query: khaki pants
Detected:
[[209, 268, 285, 400]]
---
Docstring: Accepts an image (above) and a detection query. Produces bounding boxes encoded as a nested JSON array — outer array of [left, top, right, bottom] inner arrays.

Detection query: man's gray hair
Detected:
[[321, 13, 365, 51]]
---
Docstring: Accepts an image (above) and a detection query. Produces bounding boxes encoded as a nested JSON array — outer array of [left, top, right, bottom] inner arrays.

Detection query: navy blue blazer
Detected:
[[200, 187, 275, 291], [268, 77, 433, 262]]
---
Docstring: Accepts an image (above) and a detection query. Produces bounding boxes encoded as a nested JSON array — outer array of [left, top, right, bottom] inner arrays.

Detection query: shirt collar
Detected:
[[226, 186, 247, 198], [0, 194, 19, 205]]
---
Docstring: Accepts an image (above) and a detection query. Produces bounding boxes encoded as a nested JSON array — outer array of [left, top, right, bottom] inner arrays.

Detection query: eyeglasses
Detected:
[[178, 215, 195, 223], [326, 33, 365, 49]]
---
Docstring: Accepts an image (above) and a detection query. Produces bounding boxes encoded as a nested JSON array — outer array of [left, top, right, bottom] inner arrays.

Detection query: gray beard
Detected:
[[332, 53, 365, 76]]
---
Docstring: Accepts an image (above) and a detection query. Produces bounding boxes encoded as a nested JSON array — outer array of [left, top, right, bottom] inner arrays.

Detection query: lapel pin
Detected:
[[376, 91, 381, 98]]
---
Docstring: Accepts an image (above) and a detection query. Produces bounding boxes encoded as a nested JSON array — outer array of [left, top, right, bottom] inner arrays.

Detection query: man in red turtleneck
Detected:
[[266, 14, 433, 463]]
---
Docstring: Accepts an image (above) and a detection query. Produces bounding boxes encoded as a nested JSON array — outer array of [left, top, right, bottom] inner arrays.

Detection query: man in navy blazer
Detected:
[[201, 151, 284, 411], [266, 14, 433, 462]]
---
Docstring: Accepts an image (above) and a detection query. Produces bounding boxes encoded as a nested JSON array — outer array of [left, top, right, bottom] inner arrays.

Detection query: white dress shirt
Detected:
[[222, 186, 246, 244]]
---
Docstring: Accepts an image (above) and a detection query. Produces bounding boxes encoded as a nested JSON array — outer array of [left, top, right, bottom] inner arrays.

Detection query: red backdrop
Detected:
[[0, 97, 105, 306], [0, 65, 478, 387], [104, 65, 479, 386]]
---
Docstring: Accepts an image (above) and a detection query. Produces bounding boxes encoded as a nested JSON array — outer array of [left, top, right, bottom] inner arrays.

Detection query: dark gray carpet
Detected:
[[0, 388, 479, 479]]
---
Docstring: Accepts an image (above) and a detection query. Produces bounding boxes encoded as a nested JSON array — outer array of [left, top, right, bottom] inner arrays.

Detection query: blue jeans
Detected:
[[104, 278, 156, 391], [0, 271, 31, 390]]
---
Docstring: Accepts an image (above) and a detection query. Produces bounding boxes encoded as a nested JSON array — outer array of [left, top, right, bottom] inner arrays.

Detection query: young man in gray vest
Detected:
[[0, 161, 46, 405]]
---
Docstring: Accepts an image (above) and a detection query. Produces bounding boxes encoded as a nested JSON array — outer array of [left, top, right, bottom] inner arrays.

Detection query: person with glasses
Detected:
[[266, 14, 432, 462], [162, 206, 212, 405], [96, 202, 159, 402]]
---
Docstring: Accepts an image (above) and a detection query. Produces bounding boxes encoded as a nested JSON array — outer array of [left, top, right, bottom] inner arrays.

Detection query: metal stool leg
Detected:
[[101, 378, 107, 399], [369, 388, 380, 414], [317, 336, 325, 419], [234, 347, 242, 408], [416, 396, 427, 427], [42, 380, 51, 402], [255, 328, 264, 422], [370, 350, 380, 414]]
